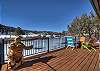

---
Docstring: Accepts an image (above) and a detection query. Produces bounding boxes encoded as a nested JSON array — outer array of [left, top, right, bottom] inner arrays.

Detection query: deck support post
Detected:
[[47, 37, 49, 53], [0, 39, 4, 69]]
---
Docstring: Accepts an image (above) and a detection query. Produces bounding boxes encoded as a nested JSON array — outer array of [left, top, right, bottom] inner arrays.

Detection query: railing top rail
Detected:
[[3, 36, 49, 42]]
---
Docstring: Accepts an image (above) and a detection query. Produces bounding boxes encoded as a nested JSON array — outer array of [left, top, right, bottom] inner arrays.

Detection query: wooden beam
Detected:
[[90, 0, 100, 18]]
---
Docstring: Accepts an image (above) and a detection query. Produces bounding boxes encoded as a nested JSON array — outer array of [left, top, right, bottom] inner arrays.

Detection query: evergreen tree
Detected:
[[14, 27, 25, 35]]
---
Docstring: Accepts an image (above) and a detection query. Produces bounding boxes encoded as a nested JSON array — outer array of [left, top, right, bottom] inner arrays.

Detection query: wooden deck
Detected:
[[2, 48, 99, 71]]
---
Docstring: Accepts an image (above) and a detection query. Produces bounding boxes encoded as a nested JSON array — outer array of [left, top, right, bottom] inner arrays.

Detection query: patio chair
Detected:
[[89, 37, 99, 49], [94, 40, 100, 48], [73, 36, 80, 48], [80, 36, 97, 52], [65, 36, 76, 50], [80, 36, 85, 44]]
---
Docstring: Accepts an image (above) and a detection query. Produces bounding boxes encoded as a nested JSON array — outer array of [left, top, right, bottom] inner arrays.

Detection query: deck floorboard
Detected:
[[1, 48, 99, 71]]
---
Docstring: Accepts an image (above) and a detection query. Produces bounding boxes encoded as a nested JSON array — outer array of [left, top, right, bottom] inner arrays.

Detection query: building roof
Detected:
[[90, 0, 100, 18]]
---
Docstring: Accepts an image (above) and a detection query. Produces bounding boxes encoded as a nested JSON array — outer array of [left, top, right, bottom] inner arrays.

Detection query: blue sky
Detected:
[[1, 0, 94, 32]]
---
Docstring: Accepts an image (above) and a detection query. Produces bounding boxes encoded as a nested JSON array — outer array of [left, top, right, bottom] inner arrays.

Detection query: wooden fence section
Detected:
[[11, 48, 99, 71]]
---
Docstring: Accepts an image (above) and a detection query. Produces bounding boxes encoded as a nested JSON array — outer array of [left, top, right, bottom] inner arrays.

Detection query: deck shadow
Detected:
[[16, 56, 56, 70]]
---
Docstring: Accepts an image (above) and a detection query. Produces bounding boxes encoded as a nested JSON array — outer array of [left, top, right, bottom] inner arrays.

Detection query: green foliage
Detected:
[[67, 12, 99, 38], [14, 27, 25, 35]]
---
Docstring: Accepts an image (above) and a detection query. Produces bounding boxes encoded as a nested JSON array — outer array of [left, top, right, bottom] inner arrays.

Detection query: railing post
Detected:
[[47, 37, 49, 53], [0, 39, 4, 66], [59, 37, 61, 48]]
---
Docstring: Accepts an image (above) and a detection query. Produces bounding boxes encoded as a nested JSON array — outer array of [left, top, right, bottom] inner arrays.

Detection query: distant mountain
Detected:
[[0, 24, 16, 34], [0, 24, 15, 30], [0, 24, 62, 35]]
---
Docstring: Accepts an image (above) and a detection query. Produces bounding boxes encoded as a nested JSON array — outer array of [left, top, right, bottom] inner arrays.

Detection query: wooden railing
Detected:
[[0, 37, 65, 63]]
